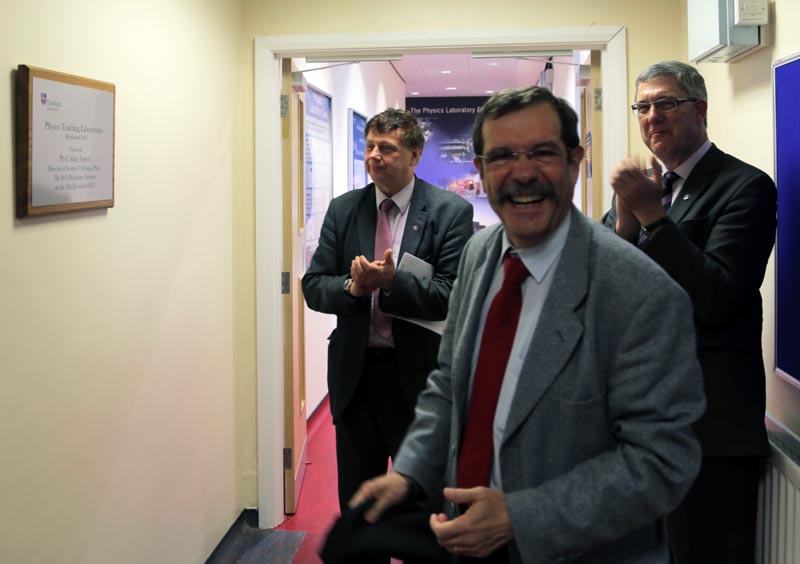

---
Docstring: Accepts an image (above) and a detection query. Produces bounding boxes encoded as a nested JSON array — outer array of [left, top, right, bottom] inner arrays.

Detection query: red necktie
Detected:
[[373, 198, 395, 340], [457, 253, 529, 488]]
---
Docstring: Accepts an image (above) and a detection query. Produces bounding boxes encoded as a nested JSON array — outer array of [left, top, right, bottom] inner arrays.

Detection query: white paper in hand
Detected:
[[392, 253, 445, 335]]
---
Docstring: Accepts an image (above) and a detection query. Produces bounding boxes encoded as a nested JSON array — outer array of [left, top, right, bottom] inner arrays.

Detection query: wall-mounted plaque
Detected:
[[15, 65, 115, 218]]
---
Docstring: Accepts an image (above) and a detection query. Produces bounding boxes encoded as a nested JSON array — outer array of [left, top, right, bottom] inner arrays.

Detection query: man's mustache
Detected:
[[490, 180, 556, 206]]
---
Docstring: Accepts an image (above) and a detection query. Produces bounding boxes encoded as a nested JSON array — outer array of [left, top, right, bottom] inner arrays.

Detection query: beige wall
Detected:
[[629, 0, 800, 439], [239, 0, 688, 513], [1, 0, 797, 562], [691, 0, 800, 436], [622, 1, 800, 442], [241, 0, 800, 510], [0, 1, 244, 563], [241, 0, 686, 150]]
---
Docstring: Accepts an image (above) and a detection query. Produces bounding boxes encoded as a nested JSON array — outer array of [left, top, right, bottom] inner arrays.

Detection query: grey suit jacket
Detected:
[[302, 177, 474, 422], [393, 209, 706, 564]]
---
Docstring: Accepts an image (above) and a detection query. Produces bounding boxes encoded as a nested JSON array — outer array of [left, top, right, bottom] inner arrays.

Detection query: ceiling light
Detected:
[[486, 62, 500, 67], [486, 90, 495, 94], [305, 54, 403, 63], [441, 70, 452, 74], [411, 91, 420, 95], [445, 87, 457, 91], [472, 50, 572, 59]]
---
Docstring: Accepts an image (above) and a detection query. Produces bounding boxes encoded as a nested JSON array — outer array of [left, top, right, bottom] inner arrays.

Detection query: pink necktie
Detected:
[[457, 254, 529, 488], [373, 199, 395, 340]]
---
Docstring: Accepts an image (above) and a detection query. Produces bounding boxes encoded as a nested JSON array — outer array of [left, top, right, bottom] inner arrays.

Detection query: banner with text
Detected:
[[406, 96, 495, 229]]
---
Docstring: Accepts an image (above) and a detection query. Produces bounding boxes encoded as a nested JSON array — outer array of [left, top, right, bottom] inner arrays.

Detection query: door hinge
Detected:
[[593, 87, 603, 111], [281, 271, 290, 294], [280, 94, 289, 118], [283, 448, 292, 470]]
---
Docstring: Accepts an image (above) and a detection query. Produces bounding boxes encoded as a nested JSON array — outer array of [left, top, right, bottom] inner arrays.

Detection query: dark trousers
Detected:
[[335, 347, 415, 512], [460, 547, 509, 563], [667, 456, 762, 564], [334, 348, 418, 564]]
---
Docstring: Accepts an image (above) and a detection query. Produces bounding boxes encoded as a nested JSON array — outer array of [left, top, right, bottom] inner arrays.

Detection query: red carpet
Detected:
[[278, 397, 339, 563], [278, 397, 402, 564]]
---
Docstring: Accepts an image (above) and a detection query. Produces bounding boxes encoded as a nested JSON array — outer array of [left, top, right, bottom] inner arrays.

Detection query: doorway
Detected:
[[254, 26, 629, 528]]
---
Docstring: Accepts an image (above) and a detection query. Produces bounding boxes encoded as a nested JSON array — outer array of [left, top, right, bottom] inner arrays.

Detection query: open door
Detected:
[[281, 58, 308, 514], [578, 51, 602, 220], [588, 50, 604, 221]]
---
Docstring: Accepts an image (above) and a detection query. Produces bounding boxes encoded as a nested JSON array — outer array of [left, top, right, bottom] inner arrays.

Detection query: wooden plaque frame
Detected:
[[15, 65, 115, 218]]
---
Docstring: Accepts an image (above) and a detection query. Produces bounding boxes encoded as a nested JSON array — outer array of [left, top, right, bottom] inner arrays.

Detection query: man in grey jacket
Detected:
[[349, 87, 705, 564]]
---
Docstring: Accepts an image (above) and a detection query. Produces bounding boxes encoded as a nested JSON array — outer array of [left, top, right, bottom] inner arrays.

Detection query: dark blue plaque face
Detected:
[[775, 54, 800, 384]]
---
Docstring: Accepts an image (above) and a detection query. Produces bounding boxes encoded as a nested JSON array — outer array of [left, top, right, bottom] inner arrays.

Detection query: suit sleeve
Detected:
[[380, 199, 474, 321], [301, 198, 367, 317], [642, 171, 776, 328], [601, 196, 618, 230]]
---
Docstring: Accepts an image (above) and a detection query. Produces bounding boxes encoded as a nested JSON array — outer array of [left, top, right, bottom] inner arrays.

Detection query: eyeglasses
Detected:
[[477, 146, 571, 171], [631, 97, 698, 116]]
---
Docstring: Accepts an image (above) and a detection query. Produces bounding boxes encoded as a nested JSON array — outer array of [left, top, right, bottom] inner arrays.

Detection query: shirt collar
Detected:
[[670, 139, 712, 180], [500, 210, 571, 283], [376, 177, 415, 214]]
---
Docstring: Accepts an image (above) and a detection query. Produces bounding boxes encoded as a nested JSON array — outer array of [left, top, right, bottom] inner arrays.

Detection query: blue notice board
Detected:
[[774, 52, 800, 385]]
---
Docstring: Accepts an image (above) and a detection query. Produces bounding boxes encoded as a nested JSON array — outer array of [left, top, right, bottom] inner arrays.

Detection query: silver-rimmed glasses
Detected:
[[631, 97, 698, 117], [477, 145, 572, 171]]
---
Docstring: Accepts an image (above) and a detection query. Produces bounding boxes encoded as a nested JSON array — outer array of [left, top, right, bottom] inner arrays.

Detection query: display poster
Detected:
[[406, 96, 494, 230], [304, 87, 333, 270], [348, 109, 368, 191]]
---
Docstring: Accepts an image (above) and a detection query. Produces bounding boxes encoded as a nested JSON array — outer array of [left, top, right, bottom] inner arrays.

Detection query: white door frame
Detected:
[[254, 26, 628, 528]]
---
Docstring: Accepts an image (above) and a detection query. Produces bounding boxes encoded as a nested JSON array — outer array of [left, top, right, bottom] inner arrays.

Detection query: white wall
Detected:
[[296, 60, 407, 414], [0, 1, 243, 563], [549, 56, 583, 209]]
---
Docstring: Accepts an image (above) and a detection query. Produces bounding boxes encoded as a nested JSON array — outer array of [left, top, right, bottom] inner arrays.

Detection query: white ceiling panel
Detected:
[[393, 53, 575, 97]]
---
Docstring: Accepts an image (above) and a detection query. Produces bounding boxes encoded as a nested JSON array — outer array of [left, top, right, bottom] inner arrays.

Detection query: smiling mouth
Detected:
[[509, 194, 546, 206]]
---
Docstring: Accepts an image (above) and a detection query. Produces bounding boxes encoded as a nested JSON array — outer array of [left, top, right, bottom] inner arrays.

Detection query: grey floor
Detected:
[[206, 510, 307, 564]]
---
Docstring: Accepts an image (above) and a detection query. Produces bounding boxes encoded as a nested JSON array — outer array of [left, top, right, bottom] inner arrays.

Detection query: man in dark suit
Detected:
[[603, 60, 777, 564], [348, 87, 705, 564], [302, 108, 474, 514]]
